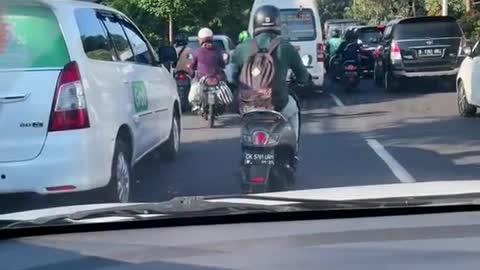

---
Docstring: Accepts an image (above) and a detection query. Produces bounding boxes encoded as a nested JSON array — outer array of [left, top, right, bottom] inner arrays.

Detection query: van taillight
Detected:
[[391, 40, 402, 61], [317, 43, 325, 62], [48, 61, 90, 132]]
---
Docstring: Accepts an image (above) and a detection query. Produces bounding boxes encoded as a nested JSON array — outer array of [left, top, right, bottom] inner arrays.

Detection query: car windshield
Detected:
[[280, 9, 316, 41], [395, 21, 463, 39], [358, 28, 382, 44], [327, 22, 360, 38], [2, 0, 480, 237]]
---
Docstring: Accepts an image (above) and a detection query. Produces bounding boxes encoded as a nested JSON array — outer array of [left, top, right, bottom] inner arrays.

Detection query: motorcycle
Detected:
[[341, 60, 360, 91], [199, 75, 227, 128], [174, 70, 191, 112], [239, 56, 312, 194]]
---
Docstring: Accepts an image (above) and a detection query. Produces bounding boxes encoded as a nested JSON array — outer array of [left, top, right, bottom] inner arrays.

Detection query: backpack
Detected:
[[238, 37, 282, 114]]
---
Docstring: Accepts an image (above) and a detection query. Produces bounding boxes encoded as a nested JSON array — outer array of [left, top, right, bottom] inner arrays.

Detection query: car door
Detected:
[[465, 42, 480, 106], [100, 13, 150, 160], [119, 17, 173, 148]]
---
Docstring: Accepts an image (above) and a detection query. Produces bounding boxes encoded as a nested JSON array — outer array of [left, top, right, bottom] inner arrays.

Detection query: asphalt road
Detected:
[[4, 76, 480, 214]]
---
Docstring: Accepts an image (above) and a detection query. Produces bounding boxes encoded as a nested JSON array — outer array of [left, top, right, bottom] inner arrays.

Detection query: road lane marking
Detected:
[[329, 93, 345, 107], [366, 139, 416, 183]]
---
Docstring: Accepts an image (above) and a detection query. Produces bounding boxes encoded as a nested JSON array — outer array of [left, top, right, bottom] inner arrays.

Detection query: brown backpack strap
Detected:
[[249, 39, 259, 56], [267, 37, 282, 55]]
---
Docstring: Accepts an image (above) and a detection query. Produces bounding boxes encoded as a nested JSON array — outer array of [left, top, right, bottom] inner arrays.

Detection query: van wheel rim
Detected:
[[116, 153, 130, 203], [173, 118, 180, 152]]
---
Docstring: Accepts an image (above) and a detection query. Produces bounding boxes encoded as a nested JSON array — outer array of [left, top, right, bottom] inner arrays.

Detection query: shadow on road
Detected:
[[326, 77, 456, 107], [368, 116, 480, 181]]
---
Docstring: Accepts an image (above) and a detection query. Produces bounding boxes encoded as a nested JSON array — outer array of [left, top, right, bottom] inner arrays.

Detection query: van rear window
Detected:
[[280, 9, 316, 41], [0, 5, 69, 69], [395, 21, 462, 40]]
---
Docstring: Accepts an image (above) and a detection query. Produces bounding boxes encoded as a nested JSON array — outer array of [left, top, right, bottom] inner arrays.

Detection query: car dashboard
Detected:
[[2, 211, 480, 270]]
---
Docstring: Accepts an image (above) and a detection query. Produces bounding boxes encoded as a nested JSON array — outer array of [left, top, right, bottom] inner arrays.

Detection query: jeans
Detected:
[[280, 95, 300, 148]]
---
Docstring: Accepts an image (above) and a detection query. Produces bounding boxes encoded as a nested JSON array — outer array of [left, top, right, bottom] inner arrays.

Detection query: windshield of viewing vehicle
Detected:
[[280, 9, 316, 41], [3, 0, 480, 236], [395, 21, 463, 39]]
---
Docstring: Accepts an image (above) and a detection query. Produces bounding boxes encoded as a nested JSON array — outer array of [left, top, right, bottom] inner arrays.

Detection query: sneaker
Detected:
[[192, 105, 200, 113]]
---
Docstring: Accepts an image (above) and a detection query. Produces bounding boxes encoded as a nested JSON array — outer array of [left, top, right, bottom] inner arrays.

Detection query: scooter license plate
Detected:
[[244, 150, 275, 166], [208, 92, 215, 104]]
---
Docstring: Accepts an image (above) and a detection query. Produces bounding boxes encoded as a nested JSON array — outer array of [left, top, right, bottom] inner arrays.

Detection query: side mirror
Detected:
[[223, 52, 230, 65], [302, 54, 313, 67], [158, 46, 177, 63]]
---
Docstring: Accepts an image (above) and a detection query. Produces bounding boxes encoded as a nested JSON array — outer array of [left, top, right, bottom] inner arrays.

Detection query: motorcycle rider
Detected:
[[326, 29, 342, 70], [188, 27, 228, 112], [231, 5, 310, 149], [174, 32, 193, 73], [333, 29, 361, 78]]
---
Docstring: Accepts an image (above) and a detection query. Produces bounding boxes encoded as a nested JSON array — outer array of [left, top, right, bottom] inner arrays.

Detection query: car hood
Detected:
[[2, 180, 480, 222]]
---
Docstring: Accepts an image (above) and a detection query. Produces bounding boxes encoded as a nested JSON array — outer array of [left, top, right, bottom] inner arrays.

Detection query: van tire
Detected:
[[106, 139, 132, 203], [160, 113, 180, 161]]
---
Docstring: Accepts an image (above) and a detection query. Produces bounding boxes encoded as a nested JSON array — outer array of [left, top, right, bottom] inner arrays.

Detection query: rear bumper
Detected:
[[393, 68, 459, 78], [0, 130, 111, 195]]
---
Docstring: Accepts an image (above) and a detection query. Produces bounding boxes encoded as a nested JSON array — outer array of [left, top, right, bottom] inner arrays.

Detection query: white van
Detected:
[[0, 0, 181, 203], [248, 0, 324, 87]]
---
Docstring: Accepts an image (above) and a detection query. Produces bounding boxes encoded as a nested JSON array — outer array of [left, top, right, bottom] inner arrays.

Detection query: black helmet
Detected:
[[344, 29, 357, 42], [253, 5, 281, 36], [175, 33, 188, 46], [332, 29, 341, 38]]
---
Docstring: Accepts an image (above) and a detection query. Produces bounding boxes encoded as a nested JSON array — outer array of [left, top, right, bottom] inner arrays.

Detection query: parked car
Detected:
[[188, 35, 236, 84], [373, 16, 468, 92], [354, 26, 384, 76], [0, 0, 181, 203], [456, 41, 480, 117], [249, 0, 326, 88]]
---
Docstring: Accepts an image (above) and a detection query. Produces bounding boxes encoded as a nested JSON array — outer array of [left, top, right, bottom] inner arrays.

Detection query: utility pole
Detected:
[[466, 0, 472, 13], [442, 0, 448, 16], [169, 13, 173, 45]]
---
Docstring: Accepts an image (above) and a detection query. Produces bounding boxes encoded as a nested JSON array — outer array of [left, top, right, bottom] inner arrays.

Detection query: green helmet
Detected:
[[238, 31, 250, 43]]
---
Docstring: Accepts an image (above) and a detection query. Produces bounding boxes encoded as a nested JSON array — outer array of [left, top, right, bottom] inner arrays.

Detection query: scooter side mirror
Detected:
[[223, 52, 230, 65]]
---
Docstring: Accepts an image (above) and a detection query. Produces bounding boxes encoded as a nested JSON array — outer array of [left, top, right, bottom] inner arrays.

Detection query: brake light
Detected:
[[377, 25, 385, 32], [391, 40, 402, 61], [252, 131, 269, 146], [48, 61, 90, 132], [177, 73, 186, 81], [251, 176, 265, 183], [317, 43, 325, 62], [346, 65, 357, 71], [205, 76, 218, 86]]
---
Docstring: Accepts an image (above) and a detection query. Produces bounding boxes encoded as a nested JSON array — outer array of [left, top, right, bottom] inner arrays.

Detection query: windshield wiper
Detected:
[[4, 194, 479, 230]]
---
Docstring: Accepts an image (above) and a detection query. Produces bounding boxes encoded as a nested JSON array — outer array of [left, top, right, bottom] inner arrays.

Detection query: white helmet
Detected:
[[198, 27, 214, 41]]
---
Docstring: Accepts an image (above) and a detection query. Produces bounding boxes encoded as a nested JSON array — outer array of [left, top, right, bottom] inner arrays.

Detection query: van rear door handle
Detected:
[[0, 93, 31, 104]]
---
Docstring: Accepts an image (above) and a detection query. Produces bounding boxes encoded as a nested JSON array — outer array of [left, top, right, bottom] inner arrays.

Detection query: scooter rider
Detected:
[[231, 5, 310, 147], [174, 32, 193, 73], [188, 28, 229, 111], [333, 29, 360, 78]]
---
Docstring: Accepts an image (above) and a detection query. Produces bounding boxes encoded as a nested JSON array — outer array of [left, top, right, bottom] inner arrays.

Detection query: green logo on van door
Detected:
[[132, 81, 148, 113]]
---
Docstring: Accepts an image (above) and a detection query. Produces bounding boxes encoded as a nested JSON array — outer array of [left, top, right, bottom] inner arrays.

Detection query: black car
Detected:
[[354, 26, 384, 75], [373, 16, 468, 92]]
